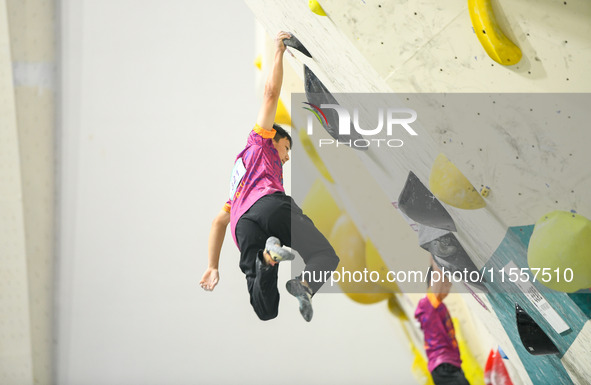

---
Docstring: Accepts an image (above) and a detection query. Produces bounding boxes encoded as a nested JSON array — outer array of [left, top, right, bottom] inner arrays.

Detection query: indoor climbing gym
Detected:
[[1, 1, 589, 384]]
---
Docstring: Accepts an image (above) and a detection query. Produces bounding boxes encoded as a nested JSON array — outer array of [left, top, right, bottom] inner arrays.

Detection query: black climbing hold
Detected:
[[397, 171, 457, 232], [283, 35, 312, 58], [419, 228, 487, 292], [303, 65, 367, 151], [515, 303, 559, 355]]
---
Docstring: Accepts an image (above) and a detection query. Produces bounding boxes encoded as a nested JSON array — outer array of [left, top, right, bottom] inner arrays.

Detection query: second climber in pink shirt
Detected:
[[200, 31, 339, 322], [415, 258, 470, 385]]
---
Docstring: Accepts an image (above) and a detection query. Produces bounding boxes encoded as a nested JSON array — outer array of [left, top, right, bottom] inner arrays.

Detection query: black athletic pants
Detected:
[[431, 363, 470, 385], [235, 192, 340, 321]]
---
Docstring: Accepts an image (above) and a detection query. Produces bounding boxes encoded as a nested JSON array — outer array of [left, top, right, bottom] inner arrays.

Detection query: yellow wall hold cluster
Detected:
[[453, 318, 486, 385], [410, 343, 435, 385], [467, 0, 522, 65], [527, 210, 591, 292], [253, 54, 262, 70], [299, 130, 334, 183], [329, 214, 392, 304], [429, 153, 486, 210], [275, 98, 291, 126], [387, 295, 407, 320], [301, 179, 341, 237], [302, 180, 392, 305], [366, 239, 401, 293]]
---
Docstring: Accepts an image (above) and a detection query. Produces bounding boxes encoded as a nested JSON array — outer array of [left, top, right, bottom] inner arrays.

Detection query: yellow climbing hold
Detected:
[[527, 211, 591, 292], [309, 0, 327, 16], [411, 343, 435, 385], [329, 214, 391, 304], [301, 179, 341, 238], [366, 239, 401, 293], [480, 186, 490, 198], [299, 129, 334, 183], [387, 295, 407, 320], [254, 54, 262, 70], [453, 317, 486, 385], [429, 153, 486, 210], [275, 98, 291, 126], [345, 292, 392, 304], [468, 0, 522, 65]]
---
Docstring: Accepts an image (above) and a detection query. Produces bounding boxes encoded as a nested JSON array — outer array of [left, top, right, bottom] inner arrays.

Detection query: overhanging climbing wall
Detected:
[[246, 1, 591, 384]]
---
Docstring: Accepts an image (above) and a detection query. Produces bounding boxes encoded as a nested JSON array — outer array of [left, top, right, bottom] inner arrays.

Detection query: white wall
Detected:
[[57, 1, 415, 384], [1, 1, 56, 384], [0, 1, 33, 383]]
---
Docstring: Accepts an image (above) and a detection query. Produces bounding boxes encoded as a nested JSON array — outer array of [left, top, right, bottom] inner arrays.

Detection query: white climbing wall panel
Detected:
[[321, 0, 591, 93]]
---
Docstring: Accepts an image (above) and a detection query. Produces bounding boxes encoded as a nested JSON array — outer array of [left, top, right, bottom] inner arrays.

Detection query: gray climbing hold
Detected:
[[419, 226, 487, 292], [283, 35, 312, 58], [398, 171, 457, 232], [304, 65, 367, 151]]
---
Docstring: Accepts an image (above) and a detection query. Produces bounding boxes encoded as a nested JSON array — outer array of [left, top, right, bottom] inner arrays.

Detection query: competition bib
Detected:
[[229, 158, 246, 200]]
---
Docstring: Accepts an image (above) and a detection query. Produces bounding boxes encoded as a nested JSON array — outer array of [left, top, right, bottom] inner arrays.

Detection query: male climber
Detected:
[[200, 31, 339, 322], [415, 257, 470, 385]]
